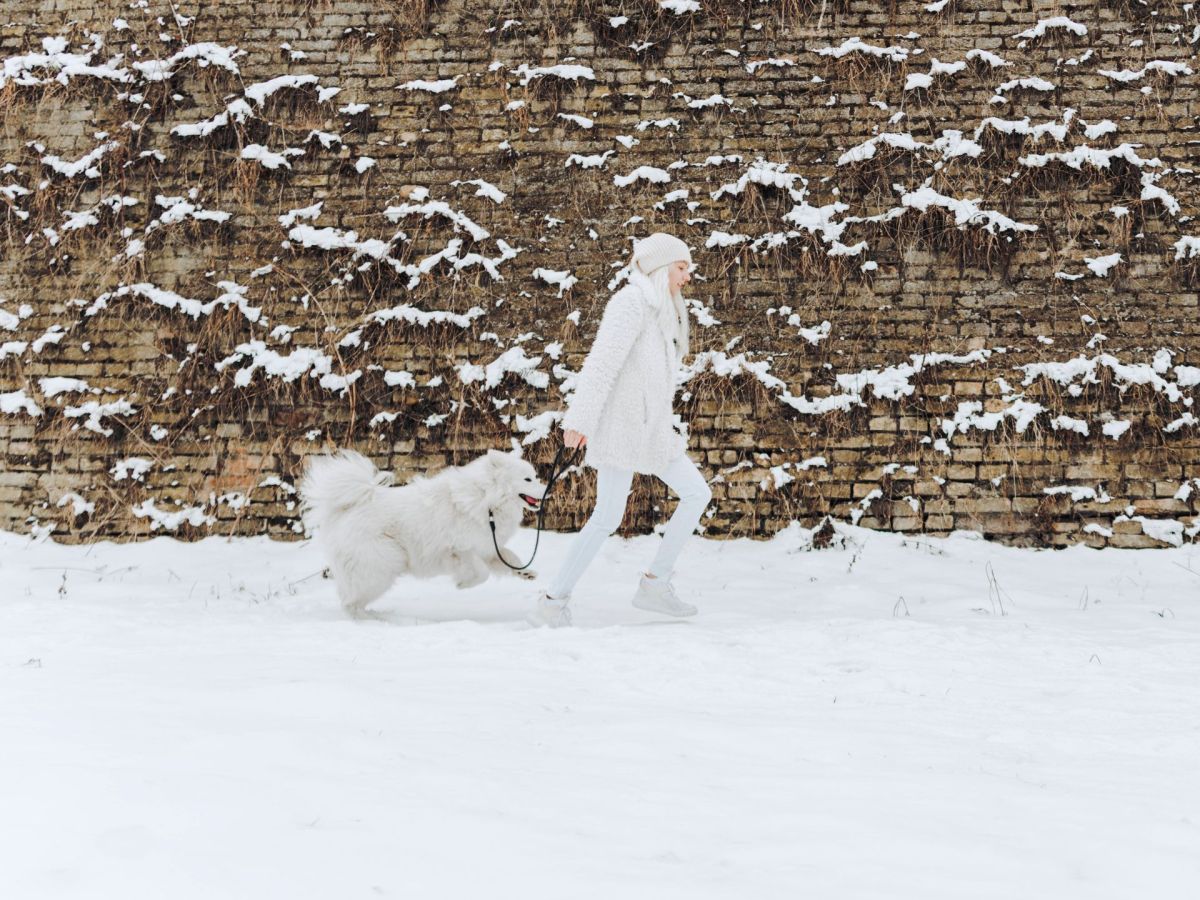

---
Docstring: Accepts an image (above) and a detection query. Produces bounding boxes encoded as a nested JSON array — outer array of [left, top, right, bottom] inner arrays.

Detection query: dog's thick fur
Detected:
[[298, 448, 547, 616]]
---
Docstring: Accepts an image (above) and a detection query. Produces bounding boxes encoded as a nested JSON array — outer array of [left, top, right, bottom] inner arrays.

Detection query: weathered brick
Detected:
[[0, 0, 1194, 553]]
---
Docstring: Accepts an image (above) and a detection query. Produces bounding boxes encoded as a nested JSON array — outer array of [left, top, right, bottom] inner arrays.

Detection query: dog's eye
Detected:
[[524, 477, 532, 481]]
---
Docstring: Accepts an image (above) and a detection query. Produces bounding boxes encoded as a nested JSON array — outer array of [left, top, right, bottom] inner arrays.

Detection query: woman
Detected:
[[530, 232, 713, 627]]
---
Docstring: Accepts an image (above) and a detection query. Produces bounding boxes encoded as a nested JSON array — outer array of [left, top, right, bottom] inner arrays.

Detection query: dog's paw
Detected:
[[455, 573, 489, 589], [516, 569, 538, 580]]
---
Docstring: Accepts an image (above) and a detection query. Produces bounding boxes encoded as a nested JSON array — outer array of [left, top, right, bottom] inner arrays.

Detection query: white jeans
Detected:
[[547, 452, 713, 599]]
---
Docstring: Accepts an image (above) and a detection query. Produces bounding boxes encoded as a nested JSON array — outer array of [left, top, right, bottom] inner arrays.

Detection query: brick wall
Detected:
[[2, 0, 1199, 548]]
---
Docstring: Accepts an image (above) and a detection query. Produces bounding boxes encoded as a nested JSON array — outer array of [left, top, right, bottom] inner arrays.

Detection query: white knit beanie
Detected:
[[632, 232, 692, 275]]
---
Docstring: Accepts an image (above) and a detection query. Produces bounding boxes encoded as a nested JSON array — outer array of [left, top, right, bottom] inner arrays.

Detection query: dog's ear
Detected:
[[486, 447, 513, 467]]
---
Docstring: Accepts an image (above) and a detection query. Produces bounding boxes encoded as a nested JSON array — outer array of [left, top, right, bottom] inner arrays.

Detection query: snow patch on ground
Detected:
[[1, 525, 1197, 898]]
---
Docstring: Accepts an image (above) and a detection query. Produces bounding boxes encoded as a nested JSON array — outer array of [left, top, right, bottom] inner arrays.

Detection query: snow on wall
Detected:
[[1, 0, 1200, 548]]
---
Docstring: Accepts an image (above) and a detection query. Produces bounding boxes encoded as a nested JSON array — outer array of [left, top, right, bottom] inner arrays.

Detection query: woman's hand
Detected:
[[563, 428, 587, 448]]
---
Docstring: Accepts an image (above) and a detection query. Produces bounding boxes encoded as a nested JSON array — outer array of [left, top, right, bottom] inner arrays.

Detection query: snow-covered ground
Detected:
[[2, 523, 1197, 899]]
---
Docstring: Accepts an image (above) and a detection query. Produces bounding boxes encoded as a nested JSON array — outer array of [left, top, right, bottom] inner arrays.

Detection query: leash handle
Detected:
[[489, 442, 583, 571]]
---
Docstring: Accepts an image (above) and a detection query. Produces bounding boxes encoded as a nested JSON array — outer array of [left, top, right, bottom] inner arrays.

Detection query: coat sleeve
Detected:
[[561, 290, 645, 439]]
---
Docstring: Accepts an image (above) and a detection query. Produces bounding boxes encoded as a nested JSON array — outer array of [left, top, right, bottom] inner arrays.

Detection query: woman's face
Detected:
[[667, 260, 691, 293]]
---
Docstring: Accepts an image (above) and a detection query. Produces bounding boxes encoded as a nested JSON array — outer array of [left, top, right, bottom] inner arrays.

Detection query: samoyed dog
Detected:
[[299, 448, 547, 616]]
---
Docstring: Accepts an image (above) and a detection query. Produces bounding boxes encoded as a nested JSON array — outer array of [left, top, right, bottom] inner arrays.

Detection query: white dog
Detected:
[[299, 448, 547, 616]]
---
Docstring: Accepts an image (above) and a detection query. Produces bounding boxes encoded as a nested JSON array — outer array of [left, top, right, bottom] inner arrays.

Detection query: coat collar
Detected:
[[624, 268, 659, 309]]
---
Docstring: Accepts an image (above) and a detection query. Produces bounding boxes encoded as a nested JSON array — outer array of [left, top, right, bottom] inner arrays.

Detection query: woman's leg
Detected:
[[645, 453, 713, 580], [546, 464, 634, 599]]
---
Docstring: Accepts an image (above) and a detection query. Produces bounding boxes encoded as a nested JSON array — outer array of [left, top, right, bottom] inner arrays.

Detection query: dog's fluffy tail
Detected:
[[299, 450, 392, 532]]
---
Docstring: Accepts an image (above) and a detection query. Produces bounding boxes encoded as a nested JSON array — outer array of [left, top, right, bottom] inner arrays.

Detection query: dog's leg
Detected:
[[334, 564, 395, 618], [488, 546, 537, 580], [451, 554, 490, 590]]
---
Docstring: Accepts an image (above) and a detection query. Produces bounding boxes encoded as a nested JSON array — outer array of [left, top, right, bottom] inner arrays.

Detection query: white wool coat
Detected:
[[560, 270, 689, 477]]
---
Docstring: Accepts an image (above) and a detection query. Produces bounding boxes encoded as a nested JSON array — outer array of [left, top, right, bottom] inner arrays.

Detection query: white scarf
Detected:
[[664, 287, 688, 371], [629, 270, 688, 372]]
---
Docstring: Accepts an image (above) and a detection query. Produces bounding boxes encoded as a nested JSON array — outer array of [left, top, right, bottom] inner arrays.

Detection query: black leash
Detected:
[[488, 443, 583, 570]]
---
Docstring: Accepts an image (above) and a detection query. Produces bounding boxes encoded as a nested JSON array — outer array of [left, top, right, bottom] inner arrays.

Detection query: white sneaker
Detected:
[[527, 590, 572, 628], [632, 573, 697, 617]]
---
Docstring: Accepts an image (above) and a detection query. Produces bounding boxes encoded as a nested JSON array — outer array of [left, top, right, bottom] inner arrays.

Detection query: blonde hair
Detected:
[[647, 264, 689, 363]]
